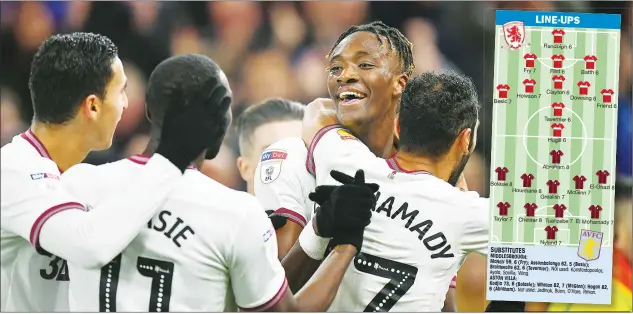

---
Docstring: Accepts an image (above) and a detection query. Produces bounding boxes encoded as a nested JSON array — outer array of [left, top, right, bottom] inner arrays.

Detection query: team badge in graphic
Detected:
[[503, 21, 526, 49], [577, 229, 603, 261]]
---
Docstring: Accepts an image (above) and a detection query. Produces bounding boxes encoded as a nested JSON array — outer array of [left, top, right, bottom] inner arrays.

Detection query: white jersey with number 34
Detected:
[[61, 155, 287, 312], [1, 132, 72, 312], [307, 126, 490, 312]]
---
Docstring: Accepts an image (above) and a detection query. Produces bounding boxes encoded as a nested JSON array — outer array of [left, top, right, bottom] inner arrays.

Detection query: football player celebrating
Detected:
[[297, 71, 489, 312], [60, 54, 377, 312], [254, 21, 460, 310], [1, 33, 219, 311]]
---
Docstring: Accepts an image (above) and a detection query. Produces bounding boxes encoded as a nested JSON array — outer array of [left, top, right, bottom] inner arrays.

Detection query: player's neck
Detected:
[[30, 121, 91, 172], [143, 131, 205, 169], [360, 120, 395, 159], [394, 151, 454, 182]]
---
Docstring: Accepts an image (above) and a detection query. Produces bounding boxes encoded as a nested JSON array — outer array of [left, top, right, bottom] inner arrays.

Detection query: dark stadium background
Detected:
[[1, 1, 630, 312]]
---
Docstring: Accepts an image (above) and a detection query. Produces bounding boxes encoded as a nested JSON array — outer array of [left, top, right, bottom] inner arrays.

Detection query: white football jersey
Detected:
[[307, 126, 489, 312], [61, 155, 287, 312], [1, 131, 74, 312], [254, 137, 316, 228]]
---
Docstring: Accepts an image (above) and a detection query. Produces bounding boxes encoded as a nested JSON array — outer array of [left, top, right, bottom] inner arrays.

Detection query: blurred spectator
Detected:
[[1, 2, 55, 121], [269, 3, 307, 54], [240, 49, 300, 108], [115, 61, 149, 142], [205, 2, 264, 77], [463, 151, 488, 197], [293, 50, 329, 101], [302, 1, 368, 45], [123, 133, 150, 158], [0, 87, 27, 146], [402, 18, 462, 75]]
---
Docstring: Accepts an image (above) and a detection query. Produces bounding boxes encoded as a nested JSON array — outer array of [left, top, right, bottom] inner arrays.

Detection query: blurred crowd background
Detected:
[[0, 1, 631, 312]]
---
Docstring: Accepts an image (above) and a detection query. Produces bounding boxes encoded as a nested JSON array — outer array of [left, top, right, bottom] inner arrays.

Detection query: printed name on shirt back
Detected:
[[30, 172, 59, 180]]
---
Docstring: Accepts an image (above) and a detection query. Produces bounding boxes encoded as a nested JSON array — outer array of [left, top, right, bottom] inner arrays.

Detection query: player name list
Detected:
[[487, 10, 621, 305], [487, 245, 612, 303]]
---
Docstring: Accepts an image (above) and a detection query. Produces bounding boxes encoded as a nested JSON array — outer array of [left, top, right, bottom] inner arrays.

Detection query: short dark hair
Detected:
[[146, 54, 223, 125], [235, 98, 304, 156], [28, 32, 118, 124], [398, 71, 480, 158], [326, 21, 415, 76]]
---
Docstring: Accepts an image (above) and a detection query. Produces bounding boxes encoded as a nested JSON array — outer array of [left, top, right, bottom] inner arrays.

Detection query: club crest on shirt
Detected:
[[259, 150, 286, 184], [30, 172, 59, 180], [337, 129, 358, 141]]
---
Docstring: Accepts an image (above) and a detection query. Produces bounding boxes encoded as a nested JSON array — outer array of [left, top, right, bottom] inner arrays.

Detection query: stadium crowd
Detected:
[[0, 1, 631, 312]]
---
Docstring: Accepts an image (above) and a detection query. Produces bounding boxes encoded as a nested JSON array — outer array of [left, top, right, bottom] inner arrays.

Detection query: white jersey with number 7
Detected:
[[307, 126, 490, 312], [61, 155, 288, 312]]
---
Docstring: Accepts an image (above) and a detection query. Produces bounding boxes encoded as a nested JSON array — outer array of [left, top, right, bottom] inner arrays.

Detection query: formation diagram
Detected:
[[489, 15, 620, 250]]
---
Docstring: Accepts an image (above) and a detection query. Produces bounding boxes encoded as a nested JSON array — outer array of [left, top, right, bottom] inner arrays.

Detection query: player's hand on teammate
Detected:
[[155, 76, 232, 172], [301, 97, 338, 146], [309, 169, 379, 252]]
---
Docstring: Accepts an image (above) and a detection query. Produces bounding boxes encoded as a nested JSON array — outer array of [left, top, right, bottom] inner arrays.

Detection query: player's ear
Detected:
[[458, 128, 472, 155], [236, 156, 251, 182], [81, 94, 100, 121], [393, 74, 408, 97]]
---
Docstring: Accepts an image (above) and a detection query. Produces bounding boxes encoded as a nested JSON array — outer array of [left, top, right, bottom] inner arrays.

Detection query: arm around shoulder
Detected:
[[39, 154, 182, 268], [307, 126, 375, 185]]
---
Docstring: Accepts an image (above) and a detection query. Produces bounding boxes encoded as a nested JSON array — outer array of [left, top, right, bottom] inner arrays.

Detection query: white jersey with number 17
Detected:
[[307, 126, 489, 312], [61, 155, 287, 312]]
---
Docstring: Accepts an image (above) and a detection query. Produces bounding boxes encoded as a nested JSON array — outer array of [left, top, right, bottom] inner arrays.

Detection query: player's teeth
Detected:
[[339, 92, 364, 99]]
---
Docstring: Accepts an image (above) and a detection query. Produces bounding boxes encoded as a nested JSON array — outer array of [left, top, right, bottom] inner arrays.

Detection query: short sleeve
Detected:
[[228, 200, 288, 311], [0, 165, 85, 247], [254, 141, 314, 227], [459, 196, 489, 256], [306, 126, 376, 186]]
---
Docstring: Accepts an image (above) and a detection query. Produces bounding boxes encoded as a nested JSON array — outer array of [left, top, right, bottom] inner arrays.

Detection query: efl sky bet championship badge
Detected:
[[259, 150, 287, 184], [487, 10, 621, 305]]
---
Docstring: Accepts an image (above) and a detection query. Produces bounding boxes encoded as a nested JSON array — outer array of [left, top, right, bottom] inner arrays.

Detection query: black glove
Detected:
[[309, 169, 379, 236], [156, 76, 232, 172], [309, 169, 379, 252], [485, 301, 525, 312], [265, 210, 288, 230]]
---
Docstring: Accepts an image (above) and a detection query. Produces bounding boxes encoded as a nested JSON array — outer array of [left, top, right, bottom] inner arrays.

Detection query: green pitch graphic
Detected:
[[488, 25, 621, 249]]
